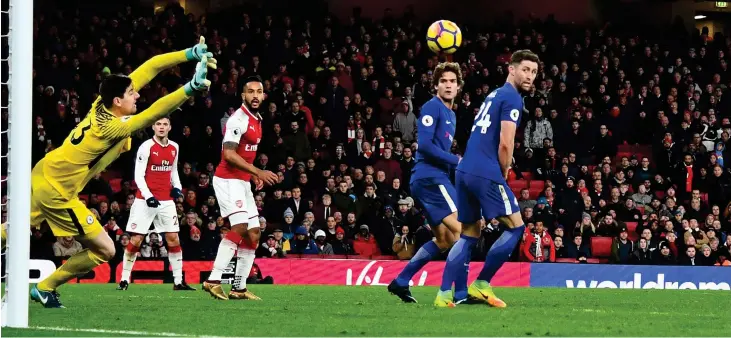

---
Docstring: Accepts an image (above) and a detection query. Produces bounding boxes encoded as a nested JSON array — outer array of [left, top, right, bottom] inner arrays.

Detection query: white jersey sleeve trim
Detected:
[[222, 110, 249, 145], [135, 139, 155, 200], [169, 141, 182, 191]]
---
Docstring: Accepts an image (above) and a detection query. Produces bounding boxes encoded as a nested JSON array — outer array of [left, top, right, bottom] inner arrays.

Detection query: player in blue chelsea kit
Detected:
[[388, 62, 464, 303], [435, 50, 540, 307]]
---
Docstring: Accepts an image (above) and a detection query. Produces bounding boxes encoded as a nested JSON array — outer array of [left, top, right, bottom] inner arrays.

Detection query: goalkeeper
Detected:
[[29, 37, 216, 308]]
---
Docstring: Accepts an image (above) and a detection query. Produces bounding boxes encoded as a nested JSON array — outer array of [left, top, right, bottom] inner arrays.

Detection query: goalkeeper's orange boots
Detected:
[[202, 281, 228, 300], [229, 288, 261, 300]]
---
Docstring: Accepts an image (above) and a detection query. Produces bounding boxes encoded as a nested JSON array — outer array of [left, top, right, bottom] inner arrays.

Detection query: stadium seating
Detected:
[[590, 237, 613, 263]]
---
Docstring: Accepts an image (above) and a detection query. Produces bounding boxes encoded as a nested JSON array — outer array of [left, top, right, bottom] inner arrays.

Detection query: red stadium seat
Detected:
[[97, 195, 108, 203], [636, 206, 644, 215], [521, 172, 533, 181], [78, 194, 89, 202], [586, 258, 601, 264], [625, 222, 639, 241], [617, 152, 632, 160], [109, 178, 122, 193], [507, 169, 517, 181], [556, 258, 577, 263], [655, 191, 665, 199], [618, 144, 634, 153], [591, 236, 613, 258], [701, 193, 709, 204], [528, 187, 543, 200], [508, 180, 529, 191]]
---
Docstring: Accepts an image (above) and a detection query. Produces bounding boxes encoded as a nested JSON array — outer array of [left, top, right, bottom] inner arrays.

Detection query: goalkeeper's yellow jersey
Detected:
[[38, 50, 191, 200]]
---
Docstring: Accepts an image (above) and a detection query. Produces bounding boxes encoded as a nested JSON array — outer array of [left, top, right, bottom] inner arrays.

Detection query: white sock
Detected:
[[208, 239, 237, 281], [168, 248, 183, 285], [121, 249, 138, 283], [233, 247, 255, 290]]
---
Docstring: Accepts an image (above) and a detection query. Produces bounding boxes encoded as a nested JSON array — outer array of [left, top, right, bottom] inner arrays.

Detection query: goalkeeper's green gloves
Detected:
[[184, 55, 211, 95], [185, 36, 218, 68]]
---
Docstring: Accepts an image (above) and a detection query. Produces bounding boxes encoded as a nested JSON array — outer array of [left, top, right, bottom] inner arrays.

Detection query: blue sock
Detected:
[[453, 239, 473, 301], [477, 225, 525, 282], [395, 241, 440, 287], [440, 235, 478, 293]]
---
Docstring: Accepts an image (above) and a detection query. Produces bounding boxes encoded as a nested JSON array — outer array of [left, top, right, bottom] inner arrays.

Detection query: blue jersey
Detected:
[[411, 96, 459, 183], [457, 83, 523, 182]]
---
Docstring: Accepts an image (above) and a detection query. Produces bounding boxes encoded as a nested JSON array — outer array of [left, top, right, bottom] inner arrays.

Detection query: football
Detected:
[[426, 20, 462, 54]]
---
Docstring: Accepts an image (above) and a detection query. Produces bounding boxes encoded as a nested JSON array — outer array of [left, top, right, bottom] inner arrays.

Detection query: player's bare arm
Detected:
[[222, 141, 277, 185], [499, 121, 517, 180]]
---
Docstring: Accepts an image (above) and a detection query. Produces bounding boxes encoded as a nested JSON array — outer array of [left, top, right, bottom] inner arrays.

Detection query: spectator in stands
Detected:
[[53, 236, 83, 258], [290, 226, 318, 255], [256, 234, 286, 258], [610, 227, 634, 264], [392, 225, 415, 260], [331, 227, 355, 255], [566, 233, 591, 259], [353, 224, 380, 257], [314, 230, 334, 255], [654, 241, 676, 265], [522, 221, 555, 262], [630, 238, 653, 265]]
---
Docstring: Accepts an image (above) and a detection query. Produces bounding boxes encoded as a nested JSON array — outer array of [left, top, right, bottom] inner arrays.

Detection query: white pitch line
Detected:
[[28, 326, 226, 337]]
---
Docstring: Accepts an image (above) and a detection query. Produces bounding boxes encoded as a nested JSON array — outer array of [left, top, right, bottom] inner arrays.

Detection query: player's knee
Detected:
[[164, 232, 180, 246], [434, 238, 452, 251], [129, 234, 144, 247], [244, 228, 261, 247], [96, 244, 116, 261]]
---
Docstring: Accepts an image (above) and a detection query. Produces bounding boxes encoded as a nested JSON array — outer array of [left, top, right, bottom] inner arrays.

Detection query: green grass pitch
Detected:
[[2, 284, 730, 336]]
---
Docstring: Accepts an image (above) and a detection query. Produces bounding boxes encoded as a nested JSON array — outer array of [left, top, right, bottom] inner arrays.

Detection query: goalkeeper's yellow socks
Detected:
[[37, 249, 106, 291]]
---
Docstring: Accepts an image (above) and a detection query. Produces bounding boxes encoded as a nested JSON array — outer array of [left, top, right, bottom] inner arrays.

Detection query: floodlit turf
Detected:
[[2, 284, 730, 337]]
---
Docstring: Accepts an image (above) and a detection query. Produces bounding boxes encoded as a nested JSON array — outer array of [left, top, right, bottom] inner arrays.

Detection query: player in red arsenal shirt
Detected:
[[203, 76, 277, 300], [118, 116, 195, 291]]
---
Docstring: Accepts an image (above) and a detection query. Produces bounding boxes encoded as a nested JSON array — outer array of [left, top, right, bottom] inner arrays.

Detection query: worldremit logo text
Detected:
[[566, 273, 730, 291]]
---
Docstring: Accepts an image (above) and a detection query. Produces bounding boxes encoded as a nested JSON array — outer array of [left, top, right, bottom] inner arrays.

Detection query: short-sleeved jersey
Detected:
[[134, 138, 181, 201], [457, 83, 523, 182], [42, 98, 133, 199], [411, 96, 460, 182], [215, 104, 263, 181]]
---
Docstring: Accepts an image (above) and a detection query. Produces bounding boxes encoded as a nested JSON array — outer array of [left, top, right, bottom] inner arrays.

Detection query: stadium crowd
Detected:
[[13, 2, 731, 268]]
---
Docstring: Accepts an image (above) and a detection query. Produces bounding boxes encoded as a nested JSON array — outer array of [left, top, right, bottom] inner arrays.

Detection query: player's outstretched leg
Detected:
[[390, 213, 458, 303], [229, 226, 261, 300], [468, 212, 524, 308], [203, 228, 243, 300], [34, 231, 115, 308], [118, 234, 145, 290], [165, 232, 195, 290]]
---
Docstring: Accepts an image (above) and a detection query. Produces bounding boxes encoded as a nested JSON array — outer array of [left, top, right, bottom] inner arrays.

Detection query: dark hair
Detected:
[[432, 62, 464, 88], [510, 49, 540, 66], [99, 74, 133, 108], [244, 75, 263, 86]]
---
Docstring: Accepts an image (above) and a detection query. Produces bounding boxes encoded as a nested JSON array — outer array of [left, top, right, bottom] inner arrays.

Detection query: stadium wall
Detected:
[[26, 258, 731, 290]]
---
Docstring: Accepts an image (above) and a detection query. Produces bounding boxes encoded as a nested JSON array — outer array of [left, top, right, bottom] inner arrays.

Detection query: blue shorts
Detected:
[[455, 171, 520, 223], [410, 177, 457, 226]]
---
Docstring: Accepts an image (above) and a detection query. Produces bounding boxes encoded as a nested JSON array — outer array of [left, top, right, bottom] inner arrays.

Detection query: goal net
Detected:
[[1, 0, 34, 328]]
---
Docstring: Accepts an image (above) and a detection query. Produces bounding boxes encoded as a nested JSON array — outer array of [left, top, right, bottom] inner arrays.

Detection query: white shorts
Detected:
[[212, 176, 260, 229], [126, 199, 179, 234]]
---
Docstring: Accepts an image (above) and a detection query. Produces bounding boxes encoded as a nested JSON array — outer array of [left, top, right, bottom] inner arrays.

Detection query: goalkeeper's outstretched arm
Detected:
[[105, 57, 212, 138], [129, 36, 217, 91]]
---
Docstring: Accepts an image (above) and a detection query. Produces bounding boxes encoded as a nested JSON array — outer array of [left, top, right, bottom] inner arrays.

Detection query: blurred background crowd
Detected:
[[2, 0, 731, 269]]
